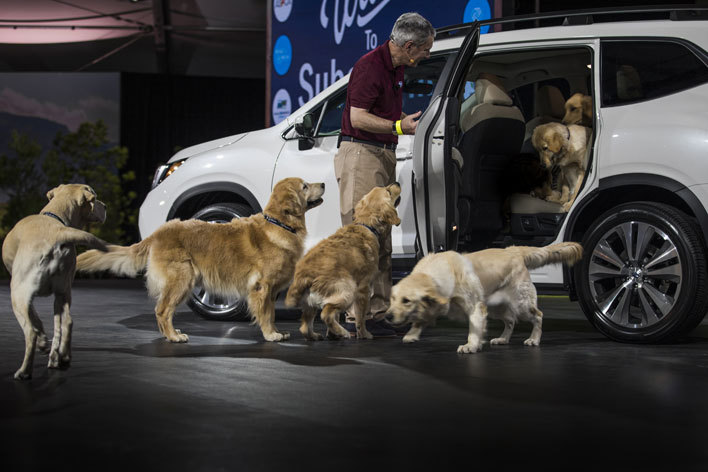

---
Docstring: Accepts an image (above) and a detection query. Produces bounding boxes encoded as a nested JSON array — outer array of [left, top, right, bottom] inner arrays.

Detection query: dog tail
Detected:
[[57, 227, 109, 251], [519, 242, 583, 270], [76, 239, 151, 277], [284, 276, 310, 308]]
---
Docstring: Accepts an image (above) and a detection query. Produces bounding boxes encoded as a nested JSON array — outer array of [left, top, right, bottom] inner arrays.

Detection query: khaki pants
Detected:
[[334, 140, 397, 322]]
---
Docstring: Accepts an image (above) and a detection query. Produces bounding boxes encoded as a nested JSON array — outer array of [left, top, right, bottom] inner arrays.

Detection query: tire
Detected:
[[186, 203, 253, 321], [575, 202, 708, 343]]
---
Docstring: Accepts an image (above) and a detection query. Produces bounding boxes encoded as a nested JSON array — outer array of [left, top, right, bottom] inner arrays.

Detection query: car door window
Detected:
[[316, 88, 347, 136], [402, 55, 451, 113], [304, 54, 453, 138], [601, 40, 708, 107]]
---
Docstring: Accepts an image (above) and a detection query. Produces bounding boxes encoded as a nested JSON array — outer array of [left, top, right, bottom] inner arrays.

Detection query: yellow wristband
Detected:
[[395, 120, 403, 135]]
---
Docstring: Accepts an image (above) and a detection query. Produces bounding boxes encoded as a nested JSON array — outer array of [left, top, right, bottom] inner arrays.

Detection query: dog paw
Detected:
[[357, 331, 374, 340], [264, 331, 289, 342], [524, 338, 540, 346], [457, 343, 482, 354], [490, 337, 509, 345], [327, 330, 351, 340], [402, 335, 419, 343], [307, 332, 324, 341], [14, 370, 31, 380], [37, 336, 50, 354], [48, 350, 60, 368], [167, 333, 189, 343]]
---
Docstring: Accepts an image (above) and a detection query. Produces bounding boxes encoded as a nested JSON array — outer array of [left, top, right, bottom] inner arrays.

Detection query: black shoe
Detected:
[[342, 319, 396, 338]]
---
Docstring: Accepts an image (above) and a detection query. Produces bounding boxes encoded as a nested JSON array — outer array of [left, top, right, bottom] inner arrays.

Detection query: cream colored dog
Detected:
[[76, 178, 324, 343], [285, 183, 401, 340], [562, 93, 593, 127], [531, 123, 591, 211], [2, 184, 107, 380], [388, 243, 582, 353]]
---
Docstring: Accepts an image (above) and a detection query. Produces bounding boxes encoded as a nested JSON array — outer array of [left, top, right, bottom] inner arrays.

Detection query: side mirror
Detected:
[[294, 113, 315, 137], [295, 113, 316, 151]]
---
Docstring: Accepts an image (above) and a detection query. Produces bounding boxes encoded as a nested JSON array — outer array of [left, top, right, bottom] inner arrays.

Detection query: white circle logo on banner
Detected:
[[273, 0, 293, 23], [272, 88, 292, 124]]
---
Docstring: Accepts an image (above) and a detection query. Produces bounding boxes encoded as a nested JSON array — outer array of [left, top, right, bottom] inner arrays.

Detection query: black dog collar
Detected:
[[42, 212, 67, 226], [550, 165, 561, 191], [264, 214, 296, 234], [357, 223, 380, 238]]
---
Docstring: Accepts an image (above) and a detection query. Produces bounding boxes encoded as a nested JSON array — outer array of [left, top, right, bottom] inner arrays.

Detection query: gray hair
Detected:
[[390, 12, 435, 47]]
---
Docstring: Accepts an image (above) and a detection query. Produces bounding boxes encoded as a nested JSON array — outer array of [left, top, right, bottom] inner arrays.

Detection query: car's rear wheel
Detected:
[[187, 203, 252, 321], [575, 202, 708, 343]]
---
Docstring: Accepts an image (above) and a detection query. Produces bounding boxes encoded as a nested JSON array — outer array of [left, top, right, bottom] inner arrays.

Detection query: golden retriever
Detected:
[[76, 177, 324, 343], [2, 184, 107, 379], [562, 93, 593, 127], [285, 183, 401, 340], [388, 243, 582, 353], [531, 123, 591, 212]]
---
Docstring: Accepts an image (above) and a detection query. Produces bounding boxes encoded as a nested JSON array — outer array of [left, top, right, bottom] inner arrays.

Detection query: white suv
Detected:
[[139, 7, 708, 343]]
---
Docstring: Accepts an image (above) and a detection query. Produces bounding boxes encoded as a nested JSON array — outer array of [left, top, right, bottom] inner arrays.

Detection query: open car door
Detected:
[[411, 23, 480, 255]]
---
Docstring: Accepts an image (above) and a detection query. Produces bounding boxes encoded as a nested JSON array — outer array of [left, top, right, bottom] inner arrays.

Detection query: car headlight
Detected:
[[151, 159, 187, 189]]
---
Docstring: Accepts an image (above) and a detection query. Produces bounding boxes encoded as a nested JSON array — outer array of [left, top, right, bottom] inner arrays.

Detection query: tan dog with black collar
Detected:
[[2, 184, 107, 380], [77, 178, 325, 344]]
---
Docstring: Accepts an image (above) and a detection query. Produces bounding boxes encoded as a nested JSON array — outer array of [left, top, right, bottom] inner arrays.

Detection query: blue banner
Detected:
[[271, 0, 494, 124]]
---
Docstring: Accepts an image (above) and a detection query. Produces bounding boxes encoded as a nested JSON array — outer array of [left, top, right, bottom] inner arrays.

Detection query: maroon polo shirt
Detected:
[[341, 40, 404, 145]]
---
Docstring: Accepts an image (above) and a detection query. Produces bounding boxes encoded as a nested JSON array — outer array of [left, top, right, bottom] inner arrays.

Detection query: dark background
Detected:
[[1, 0, 704, 208]]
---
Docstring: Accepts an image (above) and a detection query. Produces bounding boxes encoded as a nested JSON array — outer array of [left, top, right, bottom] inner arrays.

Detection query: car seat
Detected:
[[521, 85, 566, 153], [617, 65, 643, 100], [456, 78, 525, 242]]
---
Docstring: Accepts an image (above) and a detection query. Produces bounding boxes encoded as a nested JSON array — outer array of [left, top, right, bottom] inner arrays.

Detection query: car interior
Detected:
[[453, 47, 594, 251]]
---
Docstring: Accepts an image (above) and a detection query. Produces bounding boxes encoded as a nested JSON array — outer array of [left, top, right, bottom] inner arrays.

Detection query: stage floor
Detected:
[[2, 279, 708, 471]]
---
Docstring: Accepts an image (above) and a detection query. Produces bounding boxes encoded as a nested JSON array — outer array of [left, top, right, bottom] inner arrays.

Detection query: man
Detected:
[[334, 12, 435, 337]]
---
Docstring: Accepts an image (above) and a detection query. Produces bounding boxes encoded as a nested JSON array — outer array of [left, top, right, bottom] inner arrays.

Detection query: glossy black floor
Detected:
[[2, 279, 708, 471]]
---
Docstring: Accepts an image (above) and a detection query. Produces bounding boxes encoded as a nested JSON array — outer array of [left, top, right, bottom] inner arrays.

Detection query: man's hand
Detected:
[[400, 111, 422, 135]]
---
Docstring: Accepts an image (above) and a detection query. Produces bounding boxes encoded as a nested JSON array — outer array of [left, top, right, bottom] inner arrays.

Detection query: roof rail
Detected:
[[435, 5, 708, 40]]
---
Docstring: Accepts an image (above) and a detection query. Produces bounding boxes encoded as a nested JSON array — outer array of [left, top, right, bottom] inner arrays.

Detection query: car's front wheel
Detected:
[[186, 203, 252, 321], [575, 202, 708, 343]]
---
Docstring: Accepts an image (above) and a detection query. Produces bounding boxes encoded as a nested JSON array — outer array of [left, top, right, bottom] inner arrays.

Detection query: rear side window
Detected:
[[601, 40, 708, 107]]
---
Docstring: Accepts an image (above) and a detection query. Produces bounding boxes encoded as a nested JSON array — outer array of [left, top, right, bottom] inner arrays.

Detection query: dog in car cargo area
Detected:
[[75, 177, 325, 344], [387, 242, 582, 353]]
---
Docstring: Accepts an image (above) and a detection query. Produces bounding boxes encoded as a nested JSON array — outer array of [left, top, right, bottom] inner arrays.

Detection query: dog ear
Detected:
[[551, 131, 565, 155], [281, 189, 304, 217], [384, 207, 401, 226], [582, 95, 593, 120], [46, 185, 61, 201], [386, 183, 402, 208], [422, 294, 448, 307], [81, 186, 96, 204]]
